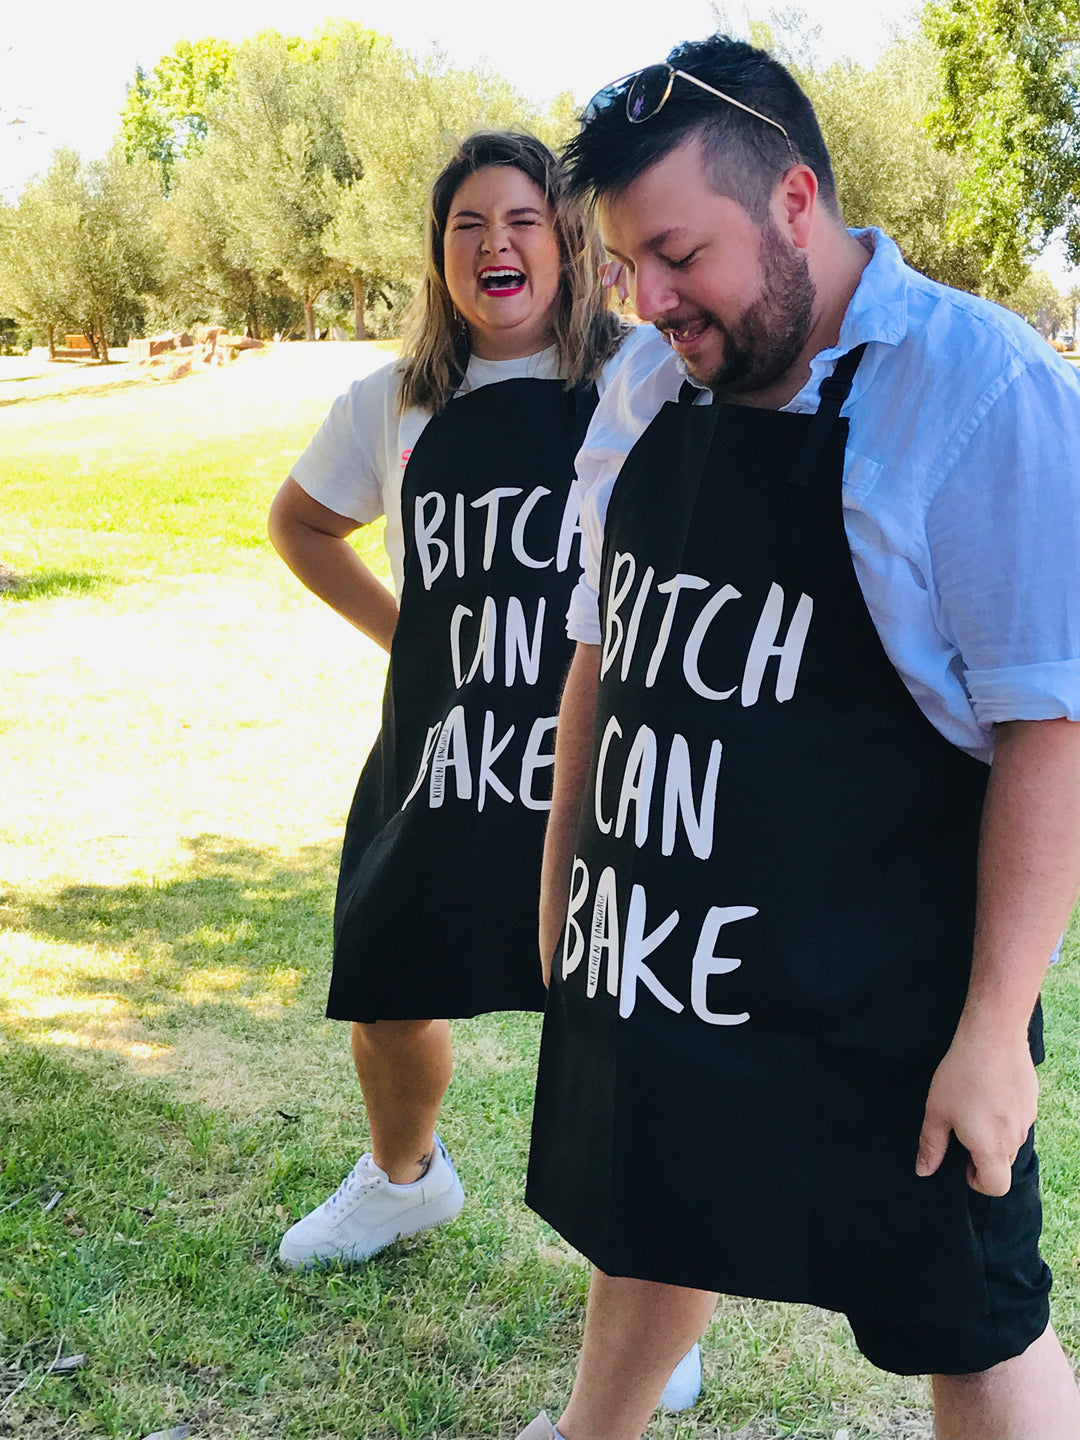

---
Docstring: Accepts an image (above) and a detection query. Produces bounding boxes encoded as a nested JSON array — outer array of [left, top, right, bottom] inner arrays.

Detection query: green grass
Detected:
[[1, 570, 114, 603], [0, 354, 379, 586], [1, 350, 1077, 1439]]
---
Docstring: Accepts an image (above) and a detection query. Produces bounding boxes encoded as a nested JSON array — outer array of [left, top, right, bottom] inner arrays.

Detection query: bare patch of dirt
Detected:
[[0, 563, 25, 593]]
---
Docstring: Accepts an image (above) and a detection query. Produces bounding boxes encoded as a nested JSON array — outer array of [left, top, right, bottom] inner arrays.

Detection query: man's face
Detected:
[[599, 136, 816, 399]]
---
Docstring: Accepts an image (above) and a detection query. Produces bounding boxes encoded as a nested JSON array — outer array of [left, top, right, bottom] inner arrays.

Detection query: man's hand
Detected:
[[916, 1022, 1038, 1196]]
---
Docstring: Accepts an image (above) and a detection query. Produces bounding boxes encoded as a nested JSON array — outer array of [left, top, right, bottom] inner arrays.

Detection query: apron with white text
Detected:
[[527, 349, 1047, 1323], [329, 377, 596, 1021]]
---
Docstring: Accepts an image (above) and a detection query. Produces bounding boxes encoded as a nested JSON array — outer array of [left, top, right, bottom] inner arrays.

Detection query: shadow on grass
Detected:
[[0, 377, 156, 409], [0, 1005, 584, 1440], [0, 835, 590, 1440], [0, 835, 340, 1042], [0, 568, 116, 602]]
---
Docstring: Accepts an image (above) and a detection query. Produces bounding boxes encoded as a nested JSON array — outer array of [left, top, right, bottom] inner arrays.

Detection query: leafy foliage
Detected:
[[120, 37, 235, 186], [0, 152, 84, 336], [201, 25, 378, 338], [0, 145, 163, 353], [326, 47, 560, 334], [805, 38, 987, 291], [923, 0, 1080, 294], [5, 12, 1080, 342], [1002, 267, 1070, 335]]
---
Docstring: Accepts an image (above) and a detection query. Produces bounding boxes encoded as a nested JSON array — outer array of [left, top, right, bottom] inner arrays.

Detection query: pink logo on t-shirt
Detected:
[[401, 448, 412, 466]]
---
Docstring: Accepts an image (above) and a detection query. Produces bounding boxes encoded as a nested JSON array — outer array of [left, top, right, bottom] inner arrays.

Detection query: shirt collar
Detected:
[[835, 227, 910, 351]]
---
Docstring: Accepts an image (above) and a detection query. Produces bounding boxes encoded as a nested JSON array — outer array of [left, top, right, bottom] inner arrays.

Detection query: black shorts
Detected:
[[845, 1129, 1052, 1375]]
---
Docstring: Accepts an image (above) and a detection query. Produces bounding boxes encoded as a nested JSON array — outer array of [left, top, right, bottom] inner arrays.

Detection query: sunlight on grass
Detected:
[[0, 568, 115, 602]]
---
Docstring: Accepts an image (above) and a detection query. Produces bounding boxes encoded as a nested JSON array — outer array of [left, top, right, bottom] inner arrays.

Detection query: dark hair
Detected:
[[398, 130, 625, 413], [564, 33, 838, 224]]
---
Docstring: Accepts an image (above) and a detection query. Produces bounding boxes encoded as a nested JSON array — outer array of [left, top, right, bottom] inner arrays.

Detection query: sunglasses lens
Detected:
[[582, 82, 625, 124], [626, 65, 672, 123]]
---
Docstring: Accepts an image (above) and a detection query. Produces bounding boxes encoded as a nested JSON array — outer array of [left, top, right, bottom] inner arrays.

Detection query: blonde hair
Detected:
[[398, 130, 625, 414]]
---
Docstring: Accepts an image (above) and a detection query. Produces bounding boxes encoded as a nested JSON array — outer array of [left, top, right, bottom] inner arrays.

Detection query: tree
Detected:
[[1002, 269, 1068, 338], [327, 49, 563, 334], [1067, 283, 1080, 339], [120, 37, 235, 188], [153, 143, 291, 337], [0, 147, 163, 361], [0, 154, 84, 359], [922, 0, 1080, 295], [79, 146, 165, 357], [804, 37, 986, 292], [113, 22, 578, 339], [731, 14, 988, 292], [199, 24, 379, 340]]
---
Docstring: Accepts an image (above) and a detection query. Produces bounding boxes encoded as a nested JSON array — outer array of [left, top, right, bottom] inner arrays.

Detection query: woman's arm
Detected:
[[539, 642, 601, 983], [268, 476, 399, 653]]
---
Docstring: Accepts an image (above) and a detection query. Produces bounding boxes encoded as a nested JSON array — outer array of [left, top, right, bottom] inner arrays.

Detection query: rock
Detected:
[[47, 1354, 87, 1374]]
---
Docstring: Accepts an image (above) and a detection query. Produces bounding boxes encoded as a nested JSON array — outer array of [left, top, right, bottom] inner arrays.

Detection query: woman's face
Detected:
[[443, 164, 562, 360]]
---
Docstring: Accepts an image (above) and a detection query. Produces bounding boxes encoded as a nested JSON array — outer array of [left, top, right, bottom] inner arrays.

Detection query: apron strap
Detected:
[[787, 343, 868, 488]]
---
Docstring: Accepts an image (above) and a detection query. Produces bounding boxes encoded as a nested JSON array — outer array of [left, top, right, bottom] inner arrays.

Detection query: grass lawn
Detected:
[[1, 346, 1078, 1440]]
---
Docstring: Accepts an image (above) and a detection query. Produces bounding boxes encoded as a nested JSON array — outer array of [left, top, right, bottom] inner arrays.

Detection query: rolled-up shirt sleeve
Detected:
[[926, 356, 1080, 725]]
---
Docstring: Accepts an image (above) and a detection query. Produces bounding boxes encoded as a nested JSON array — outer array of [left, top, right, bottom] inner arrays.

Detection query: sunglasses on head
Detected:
[[584, 62, 799, 171]]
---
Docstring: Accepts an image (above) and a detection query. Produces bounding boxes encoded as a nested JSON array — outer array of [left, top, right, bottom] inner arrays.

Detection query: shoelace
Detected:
[[325, 1155, 383, 1213]]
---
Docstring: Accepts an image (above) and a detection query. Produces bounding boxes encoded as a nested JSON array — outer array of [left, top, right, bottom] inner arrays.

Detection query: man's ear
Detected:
[[774, 165, 818, 249]]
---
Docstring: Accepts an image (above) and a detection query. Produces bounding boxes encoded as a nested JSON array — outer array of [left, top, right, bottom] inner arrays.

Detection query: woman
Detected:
[[268, 131, 637, 1270]]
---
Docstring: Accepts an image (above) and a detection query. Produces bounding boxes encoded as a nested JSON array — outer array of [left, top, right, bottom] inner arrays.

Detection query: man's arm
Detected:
[[268, 477, 398, 653], [917, 717, 1080, 1195], [539, 643, 601, 984]]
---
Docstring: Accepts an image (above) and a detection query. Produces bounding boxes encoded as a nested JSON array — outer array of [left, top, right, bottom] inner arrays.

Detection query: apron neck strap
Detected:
[[787, 342, 868, 489]]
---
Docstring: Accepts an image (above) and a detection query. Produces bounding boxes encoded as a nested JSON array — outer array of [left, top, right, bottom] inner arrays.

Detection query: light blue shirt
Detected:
[[567, 229, 1080, 762]]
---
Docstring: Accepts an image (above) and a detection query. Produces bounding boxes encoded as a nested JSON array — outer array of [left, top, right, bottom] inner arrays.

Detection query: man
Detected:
[[518, 33, 1080, 1440]]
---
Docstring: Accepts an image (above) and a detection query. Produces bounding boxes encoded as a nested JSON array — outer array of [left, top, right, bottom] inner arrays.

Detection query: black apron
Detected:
[[527, 350, 1046, 1324], [329, 377, 597, 1022]]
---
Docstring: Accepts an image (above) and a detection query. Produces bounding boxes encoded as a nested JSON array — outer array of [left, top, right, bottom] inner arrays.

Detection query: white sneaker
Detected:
[[278, 1133, 464, 1269], [515, 1414, 556, 1440], [658, 1342, 702, 1411]]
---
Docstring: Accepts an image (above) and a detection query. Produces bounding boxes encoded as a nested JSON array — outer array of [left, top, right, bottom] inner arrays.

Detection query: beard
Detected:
[[662, 219, 816, 400]]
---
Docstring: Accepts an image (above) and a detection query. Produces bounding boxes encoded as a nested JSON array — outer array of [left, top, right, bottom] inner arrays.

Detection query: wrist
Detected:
[[953, 997, 1035, 1051]]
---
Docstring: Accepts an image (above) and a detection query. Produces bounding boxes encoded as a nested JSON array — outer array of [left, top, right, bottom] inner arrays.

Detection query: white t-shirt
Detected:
[[290, 332, 651, 594]]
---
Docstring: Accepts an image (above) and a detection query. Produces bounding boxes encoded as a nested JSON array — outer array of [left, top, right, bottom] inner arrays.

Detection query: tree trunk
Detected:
[[246, 312, 260, 341], [46, 323, 56, 362], [84, 325, 100, 361], [95, 313, 110, 364], [303, 292, 317, 342], [352, 274, 369, 339]]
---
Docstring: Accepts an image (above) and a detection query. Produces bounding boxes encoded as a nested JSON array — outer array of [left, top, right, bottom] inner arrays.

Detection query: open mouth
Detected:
[[479, 267, 527, 296], [666, 317, 710, 347]]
